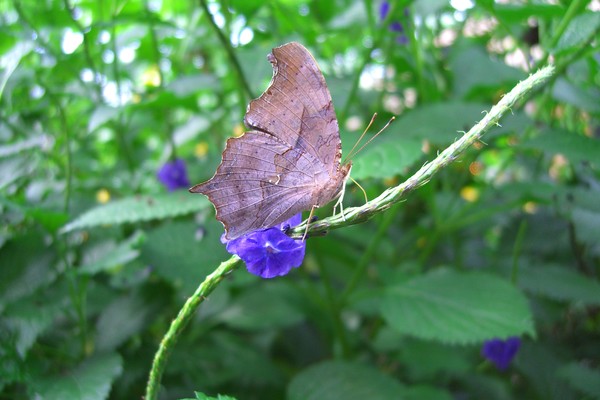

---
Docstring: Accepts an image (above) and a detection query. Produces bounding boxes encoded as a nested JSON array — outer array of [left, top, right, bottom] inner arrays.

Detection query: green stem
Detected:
[[290, 65, 556, 238], [198, 0, 254, 106], [145, 256, 241, 400]]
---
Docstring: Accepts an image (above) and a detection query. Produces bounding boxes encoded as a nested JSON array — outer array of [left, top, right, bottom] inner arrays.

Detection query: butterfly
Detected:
[[190, 42, 351, 240]]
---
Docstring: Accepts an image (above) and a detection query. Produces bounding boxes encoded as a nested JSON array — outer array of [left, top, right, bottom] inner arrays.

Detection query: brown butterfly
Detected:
[[190, 42, 351, 240]]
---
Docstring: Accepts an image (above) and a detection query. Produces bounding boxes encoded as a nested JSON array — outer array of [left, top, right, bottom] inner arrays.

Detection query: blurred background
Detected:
[[1, 0, 600, 399]]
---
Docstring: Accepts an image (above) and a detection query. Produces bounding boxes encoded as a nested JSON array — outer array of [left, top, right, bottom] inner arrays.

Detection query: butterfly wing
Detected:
[[244, 42, 343, 176], [191, 42, 349, 239], [190, 131, 324, 239]]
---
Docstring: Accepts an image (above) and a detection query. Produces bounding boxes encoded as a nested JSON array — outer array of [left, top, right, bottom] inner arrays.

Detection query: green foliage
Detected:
[[287, 361, 405, 400], [381, 269, 535, 344], [1, 0, 599, 399]]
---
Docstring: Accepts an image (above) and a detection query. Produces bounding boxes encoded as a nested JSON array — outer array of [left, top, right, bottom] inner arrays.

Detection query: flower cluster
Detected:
[[481, 337, 521, 371], [157, 158, 190, 191], [222, 214, 306, 279], [379, 1, 409, 45]]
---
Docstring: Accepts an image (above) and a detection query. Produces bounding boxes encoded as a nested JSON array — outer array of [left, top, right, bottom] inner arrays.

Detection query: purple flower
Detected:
[[157, 159, 190, 191], [379, 3, 409, 45], [481, 337, 521, 371], [379, 1, 390, 20], [222, 214, 306, 279], [390, 21, 404, 32]]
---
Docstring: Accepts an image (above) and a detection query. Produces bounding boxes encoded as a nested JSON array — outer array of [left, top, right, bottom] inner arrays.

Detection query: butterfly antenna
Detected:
[[349, 116, 395, 159], [344, 113, 378, 163]]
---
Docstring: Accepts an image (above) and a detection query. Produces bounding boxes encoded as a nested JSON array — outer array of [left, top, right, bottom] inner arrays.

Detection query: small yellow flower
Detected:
[[96, 189, 110, 203], [141, 65, 161, 87], [460, 186, 479, 202], [195, 141, 209, 158], [523, 201, 538, 214]]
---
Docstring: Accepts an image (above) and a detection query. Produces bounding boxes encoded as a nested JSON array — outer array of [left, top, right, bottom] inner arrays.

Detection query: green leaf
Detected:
[[287, 361, 404, 400], [0, 232, 57, 304], [140, 219, 230, 295], [381, 269, 535, 344], [32, 353, 123, 400], [519, 264, 600, 305], [403, 385, 453, 400], [351, 137, 423, 180], [185, 392, 237, 400], [551, 78, 600, 113], [61, 192, 209, 233], [95, 291, 162, 352], [558, 362, 600, 398], [554, 12, 600, 53], [217, 282, 304, 330], [521, 128, 600, 166], [3, 301, 59, 357], [450, 46, 525, 100], [79, 231, 144, 275], [88, 106, 120, 133]]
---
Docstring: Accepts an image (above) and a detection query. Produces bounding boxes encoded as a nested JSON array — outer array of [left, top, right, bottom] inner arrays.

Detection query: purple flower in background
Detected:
[[222, 214, 306, 279], [481, 337, 521, 371], [157, 159, 190, 191], [390, 21, 404, 32], [379, 1, 390, 20], [379, 2, 409, 45]]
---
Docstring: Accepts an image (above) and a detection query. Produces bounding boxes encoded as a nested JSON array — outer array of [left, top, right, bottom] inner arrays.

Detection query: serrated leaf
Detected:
[[352, 137, 423, 180], [521, 128, 600, 166], [519, 264, 600, 305], [79, 232, 144, 274], [287, 361, 404, 400], [558, 362, 600, 398], [61, 192, 209, 233], [95, 291, 161, 352], [32, 353, 123, 400], [554, 12, 600, 53], [381, 269, 535, 345]]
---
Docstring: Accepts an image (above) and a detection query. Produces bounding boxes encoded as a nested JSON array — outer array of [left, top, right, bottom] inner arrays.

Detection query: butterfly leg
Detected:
[[332, 184, 346, 221], [302, 205, 317, 241]]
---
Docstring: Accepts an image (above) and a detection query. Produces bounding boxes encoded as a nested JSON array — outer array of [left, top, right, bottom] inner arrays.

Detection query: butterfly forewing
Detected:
[[190, 42, 350, 240]]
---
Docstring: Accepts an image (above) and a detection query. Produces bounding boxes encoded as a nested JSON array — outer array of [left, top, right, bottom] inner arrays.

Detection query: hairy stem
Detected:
[[145, 256, 241, 400], [290, 65, 556, 238]]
